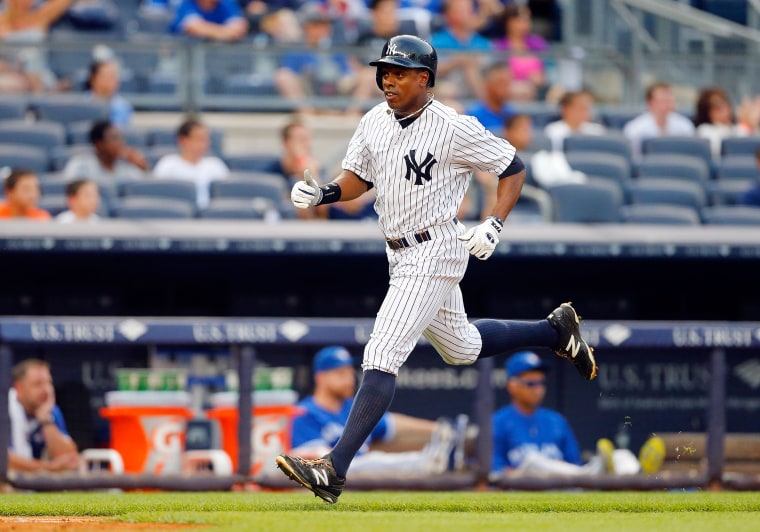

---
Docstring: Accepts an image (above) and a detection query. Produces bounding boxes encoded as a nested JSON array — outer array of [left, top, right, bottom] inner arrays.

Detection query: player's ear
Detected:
[[419, 70, 429, 87]]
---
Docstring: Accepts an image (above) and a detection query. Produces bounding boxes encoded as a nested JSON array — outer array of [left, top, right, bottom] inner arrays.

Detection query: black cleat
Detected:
[[547, 302, 597, 380], [275, 454, 345, 504]]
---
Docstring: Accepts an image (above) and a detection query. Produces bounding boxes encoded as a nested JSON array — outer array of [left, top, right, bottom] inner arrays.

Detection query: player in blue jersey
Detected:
[[290, 346, 460, 475]]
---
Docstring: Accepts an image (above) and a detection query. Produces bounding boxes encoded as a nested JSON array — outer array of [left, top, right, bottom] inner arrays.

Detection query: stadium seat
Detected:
[[627, 178, 707, 210], [642, 137, 713, 166], [721, 137, 760, 158], [49, 145, 94, 172], [563, 133, 633, 166], [637, 154, 711, 186], [547, 178, 623, 223], [210, 175, 291, 217], [37, 194, 68, 217], [527, 132, 552, 153], [564, 152, 632, 196], [0, 144, 50, 174], [600, 109, 641, 130], [223, 74, 279, 96], [708, 179, 753, 206], [225, 154, 280, 173], [0, 120, 66, 151], [701, 205, 760, 226], [619, 204, 702, 225], [30, 95, 110, 125], [0, 97, 28, 121], [200, 198, 271, 220], [716, 156, 760, 181], [121, 179, 197, 209], [114, 197, 195, 219]]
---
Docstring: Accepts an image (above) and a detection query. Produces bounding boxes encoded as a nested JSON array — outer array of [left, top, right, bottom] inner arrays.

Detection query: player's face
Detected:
[[507, 370, 547, 411], [379, 66, 429, 113], [14, 365, 54, 414], [320, 365, 356, 400]]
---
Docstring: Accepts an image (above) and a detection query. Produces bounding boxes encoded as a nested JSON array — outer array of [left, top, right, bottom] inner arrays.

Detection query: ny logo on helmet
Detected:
[[404, 150, 437, 185], [386, 42, 410, 59]]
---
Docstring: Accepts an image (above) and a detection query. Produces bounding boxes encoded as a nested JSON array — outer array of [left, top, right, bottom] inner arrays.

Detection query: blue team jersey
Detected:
[[290, 397, 392, 455], [465, 101, 515, 133], [24, 406, 69, 459], [431, 28, 492, 51], [491, 404, 581, 472], [170, 0, 243, 33]]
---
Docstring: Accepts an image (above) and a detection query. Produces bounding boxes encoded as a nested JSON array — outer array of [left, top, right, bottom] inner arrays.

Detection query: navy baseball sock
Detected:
[[329, 369, 396, 478], [473, 319, 559, 359]]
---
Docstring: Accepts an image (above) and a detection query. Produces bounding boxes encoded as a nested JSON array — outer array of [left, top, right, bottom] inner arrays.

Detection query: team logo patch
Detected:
[[403, 149, 437, 185]]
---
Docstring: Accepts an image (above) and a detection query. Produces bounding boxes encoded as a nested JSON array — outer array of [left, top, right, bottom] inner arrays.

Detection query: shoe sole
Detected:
[[555, 302, 598, 380], [275, 456, 339, 504]]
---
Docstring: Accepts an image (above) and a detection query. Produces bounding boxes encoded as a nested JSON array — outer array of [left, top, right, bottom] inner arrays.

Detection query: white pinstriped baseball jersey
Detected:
[[341, 99, 519, 375], [342, 99, 517, 239]]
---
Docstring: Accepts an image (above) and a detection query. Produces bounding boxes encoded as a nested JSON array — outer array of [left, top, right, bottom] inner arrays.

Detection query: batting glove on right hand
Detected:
[[291, 169, 323, 209], [457, 216, 503, 260]]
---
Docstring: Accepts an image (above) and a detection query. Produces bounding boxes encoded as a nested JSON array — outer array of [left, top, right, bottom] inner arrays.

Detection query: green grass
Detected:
[[1, 491, 759, 532]]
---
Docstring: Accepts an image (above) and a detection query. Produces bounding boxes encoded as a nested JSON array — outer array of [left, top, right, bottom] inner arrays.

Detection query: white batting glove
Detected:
[[291, 169, 323, 209], [457, 216, 503, 260]]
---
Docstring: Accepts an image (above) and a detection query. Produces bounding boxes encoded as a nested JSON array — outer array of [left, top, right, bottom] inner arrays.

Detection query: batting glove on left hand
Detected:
[[291, 169, 323, 209], [457, 216, 503, 260]]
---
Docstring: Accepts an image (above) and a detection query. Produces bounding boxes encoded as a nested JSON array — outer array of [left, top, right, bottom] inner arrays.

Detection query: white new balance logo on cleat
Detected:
[[566, 336, 582, 359], [311, 469, 329, 486]]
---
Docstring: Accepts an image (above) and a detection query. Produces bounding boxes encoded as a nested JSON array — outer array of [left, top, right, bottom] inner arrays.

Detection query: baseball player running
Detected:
[[276, 35, 596, 504]]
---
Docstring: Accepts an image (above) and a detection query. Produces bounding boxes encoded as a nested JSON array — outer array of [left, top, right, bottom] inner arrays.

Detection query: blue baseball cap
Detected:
[[313, 346, 354, 374], [505, 351, 549, 378]]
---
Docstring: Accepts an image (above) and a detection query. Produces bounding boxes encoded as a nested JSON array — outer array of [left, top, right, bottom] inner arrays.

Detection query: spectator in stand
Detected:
[[739, 147, 760, 207], [85, 59, 134, 129], [63, 120, 148, 183], [623, 82, 696, 158], [170, 0, 249, 41], [273, 119, 322, 219], [153, 118, 229, 209], [544, 90, 605, 151], [491, 351, 665, 479], [241, 0, 303, 43], [694, 87, 760, 159], [56, 179, 101, 223], [464, 62, 514, 132], [0, 167, 50, 221], [8, 359, 79, 474], [0, 0, 75, 93], [274, 4, 358, 113], [492, 4, 548, 102], [431, 0, 492, 100]]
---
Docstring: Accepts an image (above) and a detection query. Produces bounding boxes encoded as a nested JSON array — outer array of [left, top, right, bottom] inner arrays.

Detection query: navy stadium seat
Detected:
[[701, 205, 760, 226], [637, 154, 710, 186], [225, 154, 280, 173], [37, 194, 68, 217], [721, 137, 760, 158], [0, 97, 28, 121], [527, 132, 552, 153], [547, 178, 623, 223], [564, 152, 631, 195], [600, 109, 641, 130], [210, 174, 292, 217], [0, 144, 49, 174], [31, 95, 109, 125], [628, 178, 707, 210], [121, 179, 198, 211], [200, 198, 270, 220], [115, 197, 194, 219], [642, 136, 713, 166], [0, 120, 66, 150], [716, 156, 760, 181], [619, 204, 701, 225], [709, 179, 753, 206], [563, 133, 633, 165]]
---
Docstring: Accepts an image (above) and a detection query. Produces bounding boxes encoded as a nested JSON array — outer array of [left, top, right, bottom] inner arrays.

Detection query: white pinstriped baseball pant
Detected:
[[362, 219, 483, 375]]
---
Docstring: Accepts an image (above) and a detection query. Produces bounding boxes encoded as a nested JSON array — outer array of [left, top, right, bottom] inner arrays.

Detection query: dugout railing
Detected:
[[1, 317, 758, 492]]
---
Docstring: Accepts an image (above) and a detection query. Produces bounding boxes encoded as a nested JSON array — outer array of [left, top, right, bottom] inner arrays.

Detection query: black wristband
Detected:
[[486, 215, 504, 233], [318, 183, 341, 205]]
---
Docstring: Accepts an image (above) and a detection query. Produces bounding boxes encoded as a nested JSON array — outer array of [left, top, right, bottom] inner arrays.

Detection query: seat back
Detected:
[[628, 178, 707, 210], [115, 197, 194, 219], [0, 144, 50, 173], [701, 205, 760, 226], [619, 204, 701, 225], [548, 178, 623, 223], [0, 120, 66, 151], [121, 179, 198, 211]]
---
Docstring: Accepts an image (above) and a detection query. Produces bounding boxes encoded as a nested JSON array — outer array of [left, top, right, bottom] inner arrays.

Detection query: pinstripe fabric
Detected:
[[342, 100, 516, 375]]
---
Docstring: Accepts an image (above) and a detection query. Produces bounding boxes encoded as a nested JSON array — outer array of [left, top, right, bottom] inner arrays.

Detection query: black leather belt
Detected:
[[386, 229, 431, 250]]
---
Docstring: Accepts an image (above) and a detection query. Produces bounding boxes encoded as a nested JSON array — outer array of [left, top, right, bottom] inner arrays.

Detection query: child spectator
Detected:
[[0, 167, 50, 221], [56, 179, 101, 223]]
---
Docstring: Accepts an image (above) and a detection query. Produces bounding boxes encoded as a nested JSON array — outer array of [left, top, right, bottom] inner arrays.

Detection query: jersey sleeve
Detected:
[[51, 406, 70, 436], [453, 115, 516, 175], [341, 115, 372, 182]]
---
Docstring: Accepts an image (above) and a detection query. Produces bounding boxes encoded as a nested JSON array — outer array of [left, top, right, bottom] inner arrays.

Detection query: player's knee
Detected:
[[437, 349, 478, 366]]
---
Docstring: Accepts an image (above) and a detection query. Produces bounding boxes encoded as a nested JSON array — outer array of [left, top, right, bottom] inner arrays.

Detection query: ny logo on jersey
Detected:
[[403, 150, 437, 185]]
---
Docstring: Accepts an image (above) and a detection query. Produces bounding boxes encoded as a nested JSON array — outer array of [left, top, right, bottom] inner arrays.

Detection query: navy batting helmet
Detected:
[[369, 34, 437, 90]]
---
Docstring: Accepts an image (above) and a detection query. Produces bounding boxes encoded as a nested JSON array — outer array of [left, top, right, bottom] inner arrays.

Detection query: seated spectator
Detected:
[[8, 359, 79, 474], [431, 0, 492, 100], [544, 90, 605, 151], [491, 351, 665, 479], [492, 4, 549, 101], [63, 120, 148, 183], [273, 119, 322, 220], [170, 0, 249, 41], [85, 59, 134, 129], [694, 87, 760, 159], [739, 147, 760, 207], [290, 346, 460, 474], [274, 4, 359, 113], [623, 82, 696, 158], [241, 0, 302, 44], [464, 62, 514, 132], [0, 167, 50, 221], [56, 179, 101, 223], [152, 118, 229, 209], [0, 0, 75, 93]]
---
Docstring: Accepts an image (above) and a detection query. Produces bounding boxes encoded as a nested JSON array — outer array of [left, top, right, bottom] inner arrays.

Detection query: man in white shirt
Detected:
[[544, 90, 605, 152], [152, 118, 229, 209], [623, 82, 695, 158]]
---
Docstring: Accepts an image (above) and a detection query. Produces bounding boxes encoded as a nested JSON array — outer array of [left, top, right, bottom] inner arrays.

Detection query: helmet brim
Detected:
[[369, 56, 426, 70]]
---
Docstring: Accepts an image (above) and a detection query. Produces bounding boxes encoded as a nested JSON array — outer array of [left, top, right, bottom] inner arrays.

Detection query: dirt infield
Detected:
[[0, 517, 201, 531]]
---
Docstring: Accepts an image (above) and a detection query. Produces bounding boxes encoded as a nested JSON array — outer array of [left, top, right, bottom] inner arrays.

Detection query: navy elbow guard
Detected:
[[499, 155, 525, 179]]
